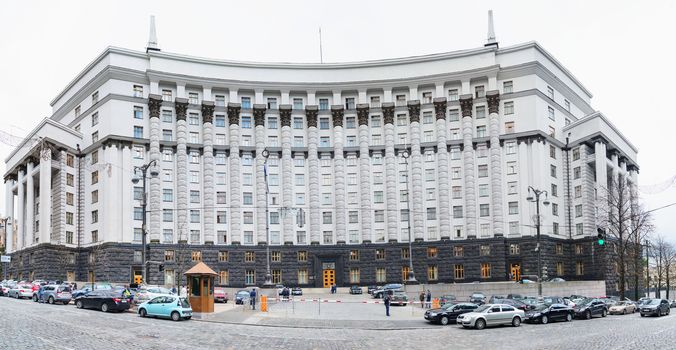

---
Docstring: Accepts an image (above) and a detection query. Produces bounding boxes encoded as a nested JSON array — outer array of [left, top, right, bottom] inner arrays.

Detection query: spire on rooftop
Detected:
[[485, 10, 498, 48], [146, 15, 160, 52]]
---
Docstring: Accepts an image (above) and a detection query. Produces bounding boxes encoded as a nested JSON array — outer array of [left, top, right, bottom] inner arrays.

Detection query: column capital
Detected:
[[174, 98, 188, 121], [331, 105, 344, 127], [305, 105, 318, 128], [279, 104, 292, 126], [433, 97, 447, 120], [356, 104, 370, 125], [253, 104, 267, 126], [381, 102, 395, 125], [486, 90, 500, 114], [407, 100, 421, 123], [201, 101, 215, 124], [227, 103, 241, 125], [459, 94, 474, 117], [148, 94, 163, 119]]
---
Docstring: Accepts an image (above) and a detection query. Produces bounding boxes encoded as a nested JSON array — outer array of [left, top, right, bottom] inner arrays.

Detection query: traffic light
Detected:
[[542, 266, 548, 280], [159, 264, 164, 272], [597, 228, 606, 246]]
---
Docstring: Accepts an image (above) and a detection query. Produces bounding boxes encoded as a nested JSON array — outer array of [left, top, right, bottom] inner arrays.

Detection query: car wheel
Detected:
[[139, 308, 147, 317], [667, 309, 670, 315], [101, 303, 109, 312], [623, 309, 626, 315], [585, 310, 592, 320], [475, 319, 486, 330], [48, 296, 54, 305], [33, 295, 38, 302], [440, 316, 449, 326], [640, 313, 645, 317], [566, 313, 572, 322], [171, 311, 181, 321], [512, 317, 522, 327], [541, 315, 548, 324], [76, 300, 83, 309], [602, 309, 607, 317]]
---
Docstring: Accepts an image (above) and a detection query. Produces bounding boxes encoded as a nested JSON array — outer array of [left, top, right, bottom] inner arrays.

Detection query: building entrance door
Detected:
[[323, 269, 335, 288], [510, 263, 521, 281]]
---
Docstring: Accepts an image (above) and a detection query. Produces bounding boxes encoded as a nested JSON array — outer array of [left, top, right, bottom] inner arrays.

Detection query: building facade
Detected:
[[3, 28, 639, 291]]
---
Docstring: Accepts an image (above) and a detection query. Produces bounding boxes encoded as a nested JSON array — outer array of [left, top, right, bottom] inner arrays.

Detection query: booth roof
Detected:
[[184, 262, 218, 276]]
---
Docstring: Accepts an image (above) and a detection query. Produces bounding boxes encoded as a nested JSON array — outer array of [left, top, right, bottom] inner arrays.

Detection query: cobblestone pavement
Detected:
[[2, 296, 676, 349]]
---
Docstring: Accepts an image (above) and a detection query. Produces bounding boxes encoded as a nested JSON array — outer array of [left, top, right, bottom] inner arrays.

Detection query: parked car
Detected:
[[135, 286, 174, 304], [0, 282, 15, 296], [549, 278, 566, 282], [74, 290, 131, 312], [349, 285, 363, 294], [640, 299, 670, 317], [457, 304, 525, 330], [214, 286, 229, 303], [372, 284, 403, 299], [573, 298, 608, 319], [600, 297, 618, 307], [524, 303, 574, 324], [439, 294, 457, 305], [71, 283, 113, 298], [488, 295, 506, 304], [506, 294, 523, 300], [275, 285, 286, 295], [8, 284, 33, 299], [425, 302, 478, 325], [469, 293, 486, 305], [291, 287, 303, 296], [390, 291, 409, 306], [670, 300, 676, 308], [36, 285, 72, 305], [138, 295, 193, 321], [541, 296, 566, 305], [493, 298, 532, 311], [367, 286, 379, 295], [609, 301, 637, 315], [235, 290, 251, 305]]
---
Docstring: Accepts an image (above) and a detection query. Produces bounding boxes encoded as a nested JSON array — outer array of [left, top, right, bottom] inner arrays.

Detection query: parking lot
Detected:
[[3, 293, 676, 349]]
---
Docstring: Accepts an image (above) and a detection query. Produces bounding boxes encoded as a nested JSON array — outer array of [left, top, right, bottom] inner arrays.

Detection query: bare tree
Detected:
[[650, 235, 674, 298], [598, 176, 653, 300], [173, 222, 192, 291]]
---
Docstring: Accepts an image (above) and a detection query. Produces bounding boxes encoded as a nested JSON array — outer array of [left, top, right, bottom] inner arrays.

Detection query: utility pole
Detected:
[[132, 159, 158, 285], [527, 186, 550, 298]]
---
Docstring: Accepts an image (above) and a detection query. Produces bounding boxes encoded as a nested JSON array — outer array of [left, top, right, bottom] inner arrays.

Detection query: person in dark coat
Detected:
[[249, 288, 257, 310], [425, 290, 432, 308], [419, 292, 425, 308], [384, 291, 391, 316]]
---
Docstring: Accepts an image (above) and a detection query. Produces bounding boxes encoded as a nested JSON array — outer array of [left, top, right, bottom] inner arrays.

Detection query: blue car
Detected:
[[138, 295, 193, 321]]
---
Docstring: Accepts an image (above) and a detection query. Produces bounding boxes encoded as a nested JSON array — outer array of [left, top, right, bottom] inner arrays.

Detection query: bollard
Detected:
[[432, 298, 440, 309], [261, 295, 268, 312]]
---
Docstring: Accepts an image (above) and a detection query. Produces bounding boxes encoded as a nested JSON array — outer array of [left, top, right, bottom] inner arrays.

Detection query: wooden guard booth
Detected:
[[184, 262, 217, 313]]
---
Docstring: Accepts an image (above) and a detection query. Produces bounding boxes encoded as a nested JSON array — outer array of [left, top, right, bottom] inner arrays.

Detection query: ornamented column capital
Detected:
[[433, 97, 447, 120], [459, 94, 474, 117], [407, 100, 421, 123], [227, 102, 241, 125], [148, 94, 163, 119], [175, 98, 188, 121], [331, 105, 344, 127], [486, 90, 500, 114], [201, 101, 215, 124], [305, 105, 318, 127], [253, 104, 267, 126], [356, 104, 370, 125], [279, 104, 292, 126], [381, 102, 395, 125]]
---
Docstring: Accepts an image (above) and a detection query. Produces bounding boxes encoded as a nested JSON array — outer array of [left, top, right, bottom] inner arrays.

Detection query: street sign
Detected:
[[1, 255, 11, 263]]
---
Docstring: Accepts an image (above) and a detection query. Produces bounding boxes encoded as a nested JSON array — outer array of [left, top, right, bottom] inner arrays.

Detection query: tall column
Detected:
[[148, 95, 163, 242], [254, 105, 268, 245], [486, 91, 504, 236], [39, 149, 52, 244], [306, 106, 321, 244], [331, 106, 346, 244], [228, 103, 242, 244], [518, 140, 531, 236], [17, 169, 25, 250], [104, 144, 120, 243], [175, 98, 189, 242], [594, 141, 608, 192], [58, 150, 67, 244], [279, 105, 294, 244], [26, 161, 34, 246], [434, 98, 451, 240], [121, 144, 132, 242], [357, 105, 372, 243], [202, 101, 216, 244], [382, 103, 398, 242], [407, 101, 425, 240], [5, 178, 15, 253], [460, 95, 477, 237]]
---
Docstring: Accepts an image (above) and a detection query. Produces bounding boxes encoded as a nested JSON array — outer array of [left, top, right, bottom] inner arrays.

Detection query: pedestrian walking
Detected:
[[384, 292, 391, 317], [250, 288, 257, 310], [419, 291, 425, 308], [425, 289, 432, 308], [171, 285, 177, 295], [180, 285, 187, 297]]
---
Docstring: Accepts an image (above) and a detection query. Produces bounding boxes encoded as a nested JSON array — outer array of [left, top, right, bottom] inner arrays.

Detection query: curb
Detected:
[[192, 317, 434, 330]]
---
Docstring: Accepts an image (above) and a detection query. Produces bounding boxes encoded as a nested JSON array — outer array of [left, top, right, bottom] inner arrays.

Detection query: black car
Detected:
[[424, 302, 478, 325], [438, 294, 457, 305], [235, 290, 251, 305], [469, 293, 486, 305], [640, 299, 670, 317], [493, 298, 532, 311], [74, 290, 131, 312], [372, 284, 403, 298], [573, 298, 608, 319], [525, 303, 574, 324], [349, 285, 363, 294], [291, 287, 303, 296]]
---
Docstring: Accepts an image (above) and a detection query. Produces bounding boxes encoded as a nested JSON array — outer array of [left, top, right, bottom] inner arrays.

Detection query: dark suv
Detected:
[[640, 299, 670, 317], [573, 298, 608, 319], [372, 284, 403, 298], [470, 293, 486, 305]]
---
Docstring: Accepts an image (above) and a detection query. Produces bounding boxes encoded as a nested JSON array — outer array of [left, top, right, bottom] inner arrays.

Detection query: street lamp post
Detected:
[[401, 150, 416, 283], [527, 186, 550, 298], [132, 159, 159, 285], [262, 149, 273, 287]]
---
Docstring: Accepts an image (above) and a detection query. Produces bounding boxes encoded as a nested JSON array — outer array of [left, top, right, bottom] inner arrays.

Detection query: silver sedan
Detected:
[[457, 304, 525, 330], [8, 284, 34, 299]]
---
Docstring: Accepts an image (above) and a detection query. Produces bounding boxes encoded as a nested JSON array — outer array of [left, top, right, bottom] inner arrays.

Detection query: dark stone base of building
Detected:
[[4, 236, 635, 295]]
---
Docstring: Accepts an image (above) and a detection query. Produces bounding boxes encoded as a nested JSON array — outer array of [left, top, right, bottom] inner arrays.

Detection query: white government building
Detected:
[[3, 15, 638, 287]]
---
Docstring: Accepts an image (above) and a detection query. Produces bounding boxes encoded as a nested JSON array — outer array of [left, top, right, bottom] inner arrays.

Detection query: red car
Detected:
[[214, 286, 229, 303]]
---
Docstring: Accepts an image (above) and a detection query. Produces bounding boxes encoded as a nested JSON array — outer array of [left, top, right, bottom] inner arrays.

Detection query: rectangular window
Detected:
[[91, 171, 99, 185], [548, 106, 555, 121], [478, 164, 488, 177], [478, 184, 488, 197], [504, 101, 514, 115], [293, 98, 303, 110], [133, 126, 143, 138], [575, 204, 583, 217], [298, 269, 308, 285], [480, 245, 491, 256], [243, 212, 253, 224], [481, 263, 491, 278], [508, 201, 519, 215], [350, 268, 360, 284], [190, 210, 200, 223], [218, 270, 229, 286], [297, 251, 308, 262], [245, 270, 256, 285], [319, 98, 329, 110], [427, 208, 437, 220], [163, 229, 173, 243], [241, 97, 251, 109], [453, 206, 463, 219], [480, 204, 490, 217], [575, 185, 582, 198], [476, 106, 486, 119], [507, 182, 517, 194], [550, 165, 557, 178], [376, 268, 386, 283], [552, 203, 559, 216], [454, 264, 465, 280], [475, 85, 485, 98], [551, 184, 558, 197], [556, 262, 564, 276], [428, 265, 438, 281], [547, 86, 555, 99], [448, 89, 459, 101], [576, 262, 584, 276], [245, 251, 256, 262], [503, 81, 513, 94], [574, 167, 581, 179], [453, 246, 464, 257], [509, 244, 520, 255], [375, 248, 386, 260], [271, 251, 281, 262], [427, 247, 438, 258], [267, 98, 278, 110], [323, 231, 333, 244]]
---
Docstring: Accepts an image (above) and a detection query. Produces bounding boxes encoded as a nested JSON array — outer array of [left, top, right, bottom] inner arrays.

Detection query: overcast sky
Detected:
[[1, 0, 675, 241]]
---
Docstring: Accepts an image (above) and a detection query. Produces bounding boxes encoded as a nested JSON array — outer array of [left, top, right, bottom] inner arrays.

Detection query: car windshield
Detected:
[[237, 291, 249, 297], [471, 294, 484, 298], [179, 298, 190, 308], [648, 299, 661, 305], [475, 305, 491, 313], [578, 298, 594, 306], [616, 301, 629, 306], [442, 304, 455, 310]]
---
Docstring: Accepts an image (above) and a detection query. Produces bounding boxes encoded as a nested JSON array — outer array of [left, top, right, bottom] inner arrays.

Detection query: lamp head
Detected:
[[149, 166, 160, 177], [131, 175, 140, 184], [401, 150, 409, 158], [262, 149, 270, 158], [526, 196, 534, 202], [543, 200, 551, 206]]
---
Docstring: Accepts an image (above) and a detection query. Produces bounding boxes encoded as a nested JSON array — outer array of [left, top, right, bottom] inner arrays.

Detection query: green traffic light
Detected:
[[598, 239, 605, 245]]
